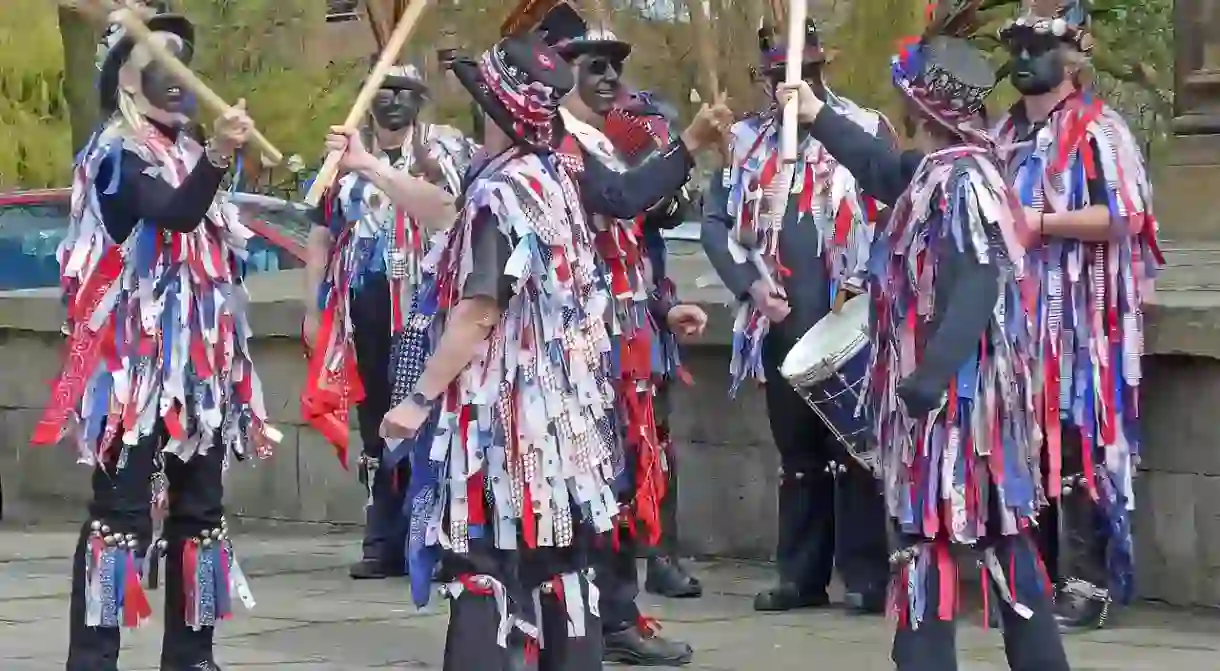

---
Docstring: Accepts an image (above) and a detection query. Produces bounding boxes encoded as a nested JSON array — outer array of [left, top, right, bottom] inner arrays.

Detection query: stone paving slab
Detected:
[[1, 526, 1218, 670]]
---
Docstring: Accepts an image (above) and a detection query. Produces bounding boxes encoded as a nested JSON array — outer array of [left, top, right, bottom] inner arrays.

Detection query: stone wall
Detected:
[[4, 268, 1220, 607]]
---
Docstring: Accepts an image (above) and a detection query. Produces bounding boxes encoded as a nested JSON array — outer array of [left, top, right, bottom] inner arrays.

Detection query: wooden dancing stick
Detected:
[[780, 0, 807, 163], [679, 0, 720, 99], [303, 0, 432, 207], [73, 0, 284, 165]]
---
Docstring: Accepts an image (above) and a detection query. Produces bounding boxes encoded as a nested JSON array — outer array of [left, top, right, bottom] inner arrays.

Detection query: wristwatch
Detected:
[[408, 390, 436, 410]]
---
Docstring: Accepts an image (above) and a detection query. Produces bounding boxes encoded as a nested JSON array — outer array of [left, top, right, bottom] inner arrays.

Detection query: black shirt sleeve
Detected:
[[807, 107, 924, 207], [899, 220, 1000, 415], [698, 175, 761, 301], [95, 148, 228, 244], [461, 206, 514, 311], [577, 140, 695, 219]]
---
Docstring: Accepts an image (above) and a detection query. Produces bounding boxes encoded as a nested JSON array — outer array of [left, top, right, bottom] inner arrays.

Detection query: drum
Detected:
[[779, 293, 878, 474]]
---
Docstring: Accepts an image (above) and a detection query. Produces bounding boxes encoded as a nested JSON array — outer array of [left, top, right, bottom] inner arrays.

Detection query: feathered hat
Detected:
[[756, 18, 830, 76], [999, 0, 1094, 53], [892, 0, 995, 142]]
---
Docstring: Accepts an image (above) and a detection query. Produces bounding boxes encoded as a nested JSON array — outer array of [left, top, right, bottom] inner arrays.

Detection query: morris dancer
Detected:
[[301, 64, 471, 580], [994, 0, 1160, 631], [700, 18, 891, 614], [36, 12, 270, 670], [534, 3, 708, 664], [778, 14, 1072, 669], [376, 28, 728, 671]]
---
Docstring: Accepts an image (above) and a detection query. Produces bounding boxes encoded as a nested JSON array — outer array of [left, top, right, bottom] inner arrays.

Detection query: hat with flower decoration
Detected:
[[531, 1, 631, 62], [891, 0, 996, 143], [999, 0, 1094, 53]]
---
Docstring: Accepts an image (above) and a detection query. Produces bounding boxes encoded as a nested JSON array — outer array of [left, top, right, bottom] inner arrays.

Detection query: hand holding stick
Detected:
[[780, 0, 807, 163], [303, 0, 432, 207], [74, 0, 283, 165]]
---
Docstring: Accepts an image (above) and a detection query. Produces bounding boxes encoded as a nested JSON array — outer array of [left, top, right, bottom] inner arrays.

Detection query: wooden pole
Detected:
[[680, 0, 721, 98], [780, 0, 806, 163], [303, 0, 432, 207], [75, 0, 284, 165]]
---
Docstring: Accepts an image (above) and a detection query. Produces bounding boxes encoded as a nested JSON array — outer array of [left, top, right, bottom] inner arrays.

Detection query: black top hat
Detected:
[[97, 13, 195, 114], [892, 36, 995, 141], [757, 19, 827, 74], [451, 33, 574, 149], [535, 2, 631, 62], [999, 0, 1093, 52]]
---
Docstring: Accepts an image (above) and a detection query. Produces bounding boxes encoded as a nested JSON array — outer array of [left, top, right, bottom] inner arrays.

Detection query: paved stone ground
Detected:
[[2, 526, 1218, 670]]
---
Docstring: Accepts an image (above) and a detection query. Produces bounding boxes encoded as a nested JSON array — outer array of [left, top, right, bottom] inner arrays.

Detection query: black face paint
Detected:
[[140, 38, 193, 116], [576, 55, 624, 115], [371, 87, 424, 132], [1008, 35, 1066, 96]]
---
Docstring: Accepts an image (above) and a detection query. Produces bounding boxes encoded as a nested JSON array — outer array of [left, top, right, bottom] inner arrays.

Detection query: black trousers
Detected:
[[441, 540, 602, 671], [760, 330, 890, 597], [1034, 428, 1109, 589], [593, 523, 643, 634], [352, 275, 410, 570], [67, 426, 225, 671], [891, 533, 1070, 671], [653, 385, 682, 558]]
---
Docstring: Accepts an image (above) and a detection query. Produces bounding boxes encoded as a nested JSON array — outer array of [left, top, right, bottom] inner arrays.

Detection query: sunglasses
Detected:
[[584, 56, 626, 77]]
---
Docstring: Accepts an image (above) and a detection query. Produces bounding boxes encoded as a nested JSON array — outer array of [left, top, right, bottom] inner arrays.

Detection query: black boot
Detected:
[[644, 556, 702, 599], [603, 622, 693, 667], [755, 469, 834, 612], [1055, 578, 1111, 632], [1054, 473, 1114, 633], [645, 426, 702, 599], [833, 462, 890, 615]]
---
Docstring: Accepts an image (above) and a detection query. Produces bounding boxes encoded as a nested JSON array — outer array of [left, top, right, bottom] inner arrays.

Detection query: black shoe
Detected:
[[603, 627, 693, 666], [843, 590, 886, 615], [1055, 579, 1111, 633], [645, 556, 703, 599], [753, 583, 830, 612], [349, 558, 406, 580]]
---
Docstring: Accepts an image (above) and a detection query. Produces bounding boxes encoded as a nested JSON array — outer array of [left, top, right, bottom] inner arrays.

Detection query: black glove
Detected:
[[897, 371, 945, 417]]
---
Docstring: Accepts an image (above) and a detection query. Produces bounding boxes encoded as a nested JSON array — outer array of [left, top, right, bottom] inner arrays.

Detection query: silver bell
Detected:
[[211, 528, 222, 539], [1062, 484, 1074, 496], [125, 533, 135, 542], [127, 539, 139, 550], [91, 520, 103, 532], [157, 539, 169, 551], [202, 538, 213, 548], [101, 525, 111, 534], [201, 529, 211, 539]]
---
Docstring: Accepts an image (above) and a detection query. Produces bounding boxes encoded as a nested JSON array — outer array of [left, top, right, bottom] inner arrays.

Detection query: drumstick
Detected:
[[77, 0, 284, 166], [780, 0, 807, 164], [303, 0, 432, 207], [750, 252, 783, 297]]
